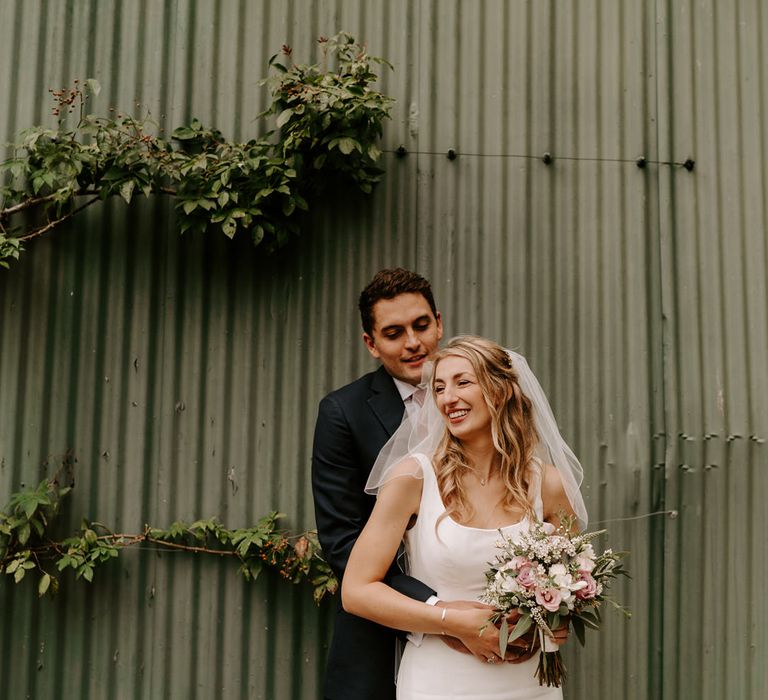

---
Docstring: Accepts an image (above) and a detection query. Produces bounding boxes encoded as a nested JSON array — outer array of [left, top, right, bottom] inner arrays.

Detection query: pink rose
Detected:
[[575, 573, 598, 600], [510, 556, 531, 571], [516, 565, 537, 589], [535, 587, 562, 612]]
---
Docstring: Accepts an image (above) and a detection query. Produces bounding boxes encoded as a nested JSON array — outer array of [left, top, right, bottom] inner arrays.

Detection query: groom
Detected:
[[312, 268, 445, 700]]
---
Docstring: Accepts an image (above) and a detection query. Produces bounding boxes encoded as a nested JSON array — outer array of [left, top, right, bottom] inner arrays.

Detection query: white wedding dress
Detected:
[[396, 453, 563, 700]]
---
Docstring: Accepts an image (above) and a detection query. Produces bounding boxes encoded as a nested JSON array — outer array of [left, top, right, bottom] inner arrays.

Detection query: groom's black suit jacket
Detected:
[[312, 365, 436, 700]]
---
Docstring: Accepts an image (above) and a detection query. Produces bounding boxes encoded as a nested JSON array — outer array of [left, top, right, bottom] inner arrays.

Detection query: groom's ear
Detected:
[[363, 332, 381, 359], [435, 312, 443, 341]]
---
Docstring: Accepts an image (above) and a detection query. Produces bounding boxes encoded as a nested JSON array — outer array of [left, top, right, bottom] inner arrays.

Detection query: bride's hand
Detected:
[[444, 607, 505, 664], [436, 600, 495, 655]]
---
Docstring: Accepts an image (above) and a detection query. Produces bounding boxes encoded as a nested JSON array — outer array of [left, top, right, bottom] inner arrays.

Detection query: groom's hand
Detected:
[[435, 600, 494, 655], [502, 610, 570, 664], [500, 609, 536, 664]]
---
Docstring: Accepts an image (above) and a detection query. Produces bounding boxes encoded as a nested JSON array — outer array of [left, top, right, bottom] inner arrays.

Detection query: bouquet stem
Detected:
[[535, 629, 567, 687], [535, 650, 566, 687]]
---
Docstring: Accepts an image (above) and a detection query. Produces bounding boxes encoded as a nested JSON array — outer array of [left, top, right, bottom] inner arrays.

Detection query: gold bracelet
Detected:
[[440, 607, 447, 635]]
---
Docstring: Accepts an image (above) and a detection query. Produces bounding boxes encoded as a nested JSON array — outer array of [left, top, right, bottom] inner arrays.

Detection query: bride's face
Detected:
[[433, 355, 492, 440]]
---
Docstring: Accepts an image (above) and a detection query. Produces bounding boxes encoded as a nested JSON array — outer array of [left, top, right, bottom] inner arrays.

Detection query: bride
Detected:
[[342, 336, 588, 699]]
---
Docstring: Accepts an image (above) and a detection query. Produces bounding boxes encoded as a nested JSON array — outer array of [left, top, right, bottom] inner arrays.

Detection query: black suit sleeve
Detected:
[[311, 394, 435, 602], [312, 393, 368, 580]]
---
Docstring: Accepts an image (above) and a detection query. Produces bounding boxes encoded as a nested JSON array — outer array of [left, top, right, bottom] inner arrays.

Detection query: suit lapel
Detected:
[[367, 366, 405, 437]]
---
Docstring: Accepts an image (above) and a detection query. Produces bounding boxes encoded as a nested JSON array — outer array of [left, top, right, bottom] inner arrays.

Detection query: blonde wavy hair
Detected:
[[431, 336, 540, 526]]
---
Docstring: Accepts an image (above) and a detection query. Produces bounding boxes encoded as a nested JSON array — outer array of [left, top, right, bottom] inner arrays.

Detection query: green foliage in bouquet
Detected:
[[1, 461, 338, 604], [0, 32, 393, 267]]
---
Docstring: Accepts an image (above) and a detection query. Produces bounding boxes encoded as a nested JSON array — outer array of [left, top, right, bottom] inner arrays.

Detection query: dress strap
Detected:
[[411, 452, 432, 482]]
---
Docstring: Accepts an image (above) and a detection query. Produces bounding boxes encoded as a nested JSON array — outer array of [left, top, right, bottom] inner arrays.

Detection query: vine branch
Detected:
[[20, 195, 100, 242], [0, 32, 393, 267], [1, 469, 338, 603]]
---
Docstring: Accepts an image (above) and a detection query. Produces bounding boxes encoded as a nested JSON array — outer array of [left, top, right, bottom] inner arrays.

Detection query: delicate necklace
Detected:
[[468, 468, 492, 486], [468, 457, 499, 486]]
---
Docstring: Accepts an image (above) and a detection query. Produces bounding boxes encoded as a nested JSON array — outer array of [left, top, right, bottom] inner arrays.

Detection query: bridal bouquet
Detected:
[[480, 518, 629, 687]]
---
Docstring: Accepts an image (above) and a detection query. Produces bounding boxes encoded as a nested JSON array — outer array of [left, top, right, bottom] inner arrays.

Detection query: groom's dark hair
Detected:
[[358, 268, 438, 335]]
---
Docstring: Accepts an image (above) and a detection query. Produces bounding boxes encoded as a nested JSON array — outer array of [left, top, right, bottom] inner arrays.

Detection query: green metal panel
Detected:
[[656, 1, 768, 698], [0, 1, 765, 698]]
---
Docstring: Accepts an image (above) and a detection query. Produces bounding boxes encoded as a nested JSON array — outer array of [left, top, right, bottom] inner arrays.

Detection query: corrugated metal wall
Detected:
[[0, 1, 764, 698], [656, 2, 768, 699]]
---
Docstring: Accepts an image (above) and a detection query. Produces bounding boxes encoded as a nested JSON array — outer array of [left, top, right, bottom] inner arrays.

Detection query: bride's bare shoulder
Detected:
[[378, 456, 424, 498]]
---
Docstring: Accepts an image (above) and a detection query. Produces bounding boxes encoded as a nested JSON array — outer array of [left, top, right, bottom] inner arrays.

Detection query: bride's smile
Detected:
[[433, 356, 492, 439]]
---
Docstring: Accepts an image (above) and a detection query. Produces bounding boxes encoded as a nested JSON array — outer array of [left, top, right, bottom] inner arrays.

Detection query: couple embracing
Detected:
[[312, 269, 586, 700]]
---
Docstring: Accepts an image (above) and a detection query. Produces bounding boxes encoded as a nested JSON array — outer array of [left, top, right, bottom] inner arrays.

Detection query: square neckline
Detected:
[[412, 452, 533, 532]]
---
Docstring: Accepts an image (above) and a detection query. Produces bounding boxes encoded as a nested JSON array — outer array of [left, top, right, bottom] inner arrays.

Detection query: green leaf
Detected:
[[18, 523, 31, 545], [337, 137, 360, 155], [248, 560, 263, 579], [38, 573, 51, 597], [23, 499, 39, 519], [293, 194, 308, 211], [221, 217, 237, 239], [85, 79, 101, 97], [313, 154, 326, 169], [276, 109, 294, 129], [14, 566, 26, 583], [571, 616, 586, 647], [508, 614, 533, 643], [6, 558, 20, 574], [119, 179, 135, 204], [182, 200, 198, 215], [252, 225, 264, 246], [499, 616, 509, 657], [31, 518, 44, 537], [579, 614, 600, 631]]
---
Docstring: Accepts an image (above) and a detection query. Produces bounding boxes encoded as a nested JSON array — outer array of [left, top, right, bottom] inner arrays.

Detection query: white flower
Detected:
[[550, 563, 567, 577]]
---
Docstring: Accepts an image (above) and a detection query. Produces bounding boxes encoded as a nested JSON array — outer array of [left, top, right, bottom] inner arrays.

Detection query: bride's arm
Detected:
[[342, 465, 502, 659], [541, 462, 578, 531]]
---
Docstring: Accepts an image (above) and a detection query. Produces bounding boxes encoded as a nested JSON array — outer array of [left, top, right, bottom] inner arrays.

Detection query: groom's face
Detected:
[[363, 292, 443, 386]]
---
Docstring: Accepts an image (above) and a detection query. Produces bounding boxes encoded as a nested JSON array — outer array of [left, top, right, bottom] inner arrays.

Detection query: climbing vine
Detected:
[[0, 32, 394, 267], [0, 463, 338, 604]]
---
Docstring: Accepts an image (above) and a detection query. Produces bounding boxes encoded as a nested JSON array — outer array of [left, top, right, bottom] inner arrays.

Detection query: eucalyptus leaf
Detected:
[[508, 614, 533, 643], [571, 616, 586, 647], [499, 616, 509, 657]]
